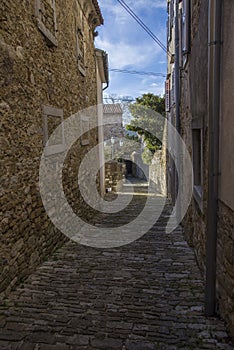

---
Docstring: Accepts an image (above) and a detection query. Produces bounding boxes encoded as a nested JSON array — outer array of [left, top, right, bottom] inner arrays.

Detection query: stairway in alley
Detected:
[[0, 179, 233, 350]]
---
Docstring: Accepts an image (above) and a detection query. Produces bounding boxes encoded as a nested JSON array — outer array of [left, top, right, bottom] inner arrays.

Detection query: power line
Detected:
[[116, 0, 171, 57], [103, 97, 135, 102], [110, 68, 166, 77], [117, 0, 168, 53], [117, 0, 168, 54]]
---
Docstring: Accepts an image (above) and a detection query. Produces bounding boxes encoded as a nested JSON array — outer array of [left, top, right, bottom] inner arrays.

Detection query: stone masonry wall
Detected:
[[217, 201, 234, 337], [180, 0, 208, 273], [180, 0, 234, 340], [0, 0, 102, 296], [105, 161, 124, 193], [149, 151, 166, 195], [103, 114, 124, 141]]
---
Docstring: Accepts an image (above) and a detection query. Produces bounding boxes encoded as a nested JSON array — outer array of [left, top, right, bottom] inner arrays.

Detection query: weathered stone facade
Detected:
[[105, 161, 125, 193], [103, 103, 124, 141], [0, 0, 103, 296], [131, 151, 148, 180], [167, 0, 234, 340], [149, 150, 167, 196], [179, 0, 209, 272], [217, 200, 234, 336]]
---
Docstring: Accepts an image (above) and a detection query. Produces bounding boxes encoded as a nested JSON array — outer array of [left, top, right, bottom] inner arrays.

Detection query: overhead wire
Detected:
[[110, 68, 166, 77], [116, 0, 171, 57], [103, 97, 135, 102]]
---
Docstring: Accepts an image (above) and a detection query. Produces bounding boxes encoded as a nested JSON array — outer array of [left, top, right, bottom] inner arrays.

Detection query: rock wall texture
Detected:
[[180, 0, 208, 272], [217, 200, 234, 337], [216, 1, 234, 336], [149, 151, 166, 196], [103, 104, 124, 142], [179, 0, 234, 340], [0, 0, 102, 296], [131, 151, 148, 180], [105, 161, 124, 192]]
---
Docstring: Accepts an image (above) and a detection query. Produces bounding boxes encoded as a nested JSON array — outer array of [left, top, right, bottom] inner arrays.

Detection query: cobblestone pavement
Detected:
[[0, 180, 234, 350]]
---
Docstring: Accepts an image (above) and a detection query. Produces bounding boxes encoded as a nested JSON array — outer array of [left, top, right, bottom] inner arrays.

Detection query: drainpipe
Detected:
[[205, 0, 222, 316], [103, 82, 109, 91], [174, 0, 181, 217], [175, 0, 180, 135]]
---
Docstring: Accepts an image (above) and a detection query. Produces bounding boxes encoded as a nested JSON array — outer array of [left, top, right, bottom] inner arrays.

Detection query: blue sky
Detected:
[[95, 0, 168, 99]]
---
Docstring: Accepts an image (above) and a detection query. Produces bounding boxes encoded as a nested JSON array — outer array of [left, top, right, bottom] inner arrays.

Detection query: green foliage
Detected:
[[127, 93, 166, 153], [142, 147, 154, 165]]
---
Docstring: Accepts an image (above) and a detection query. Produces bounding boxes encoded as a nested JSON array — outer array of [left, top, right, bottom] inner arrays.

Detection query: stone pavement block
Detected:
[[125, 340, 156, 350], [67, 334, 90, 345], [0, 180, 233, 349], [18, 344, 38, 350], [25, 332, 56, 344], [91, 337, 123, 349], [40, 343, 70, 350]]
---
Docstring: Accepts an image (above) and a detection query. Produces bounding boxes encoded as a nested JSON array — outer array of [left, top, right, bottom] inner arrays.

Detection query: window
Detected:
[[179, 7, 183, 68], [80, 116, 90, 146], [170, 67, 175, 107], [165, 79, 170, 112], [76, 14, 86, 76], [42, 105, 65, 156], [192, 127, 203, 208], [35, 0, 58, 47], [170, 0, 174, 29], [182, 0, 190, 55]]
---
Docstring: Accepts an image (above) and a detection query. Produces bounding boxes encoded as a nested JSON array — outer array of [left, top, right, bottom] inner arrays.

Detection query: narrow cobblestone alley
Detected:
[[0, 180, 233, 350]]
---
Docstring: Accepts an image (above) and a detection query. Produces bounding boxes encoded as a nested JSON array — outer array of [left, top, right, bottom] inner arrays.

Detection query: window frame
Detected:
[[80, 115, 90, 146], [76, 15, 86, 77], [170, 67, 176, 107], [35, 0, 58, 47], [192, 123, 203, 210], [42, 105, 65, 156]]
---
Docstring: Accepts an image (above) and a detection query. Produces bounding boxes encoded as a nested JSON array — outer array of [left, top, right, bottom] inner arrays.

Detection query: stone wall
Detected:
[[217, 200, 234, 337], [178, 0, 234, 340], [103, 104, 124, 141], [180, 0, 208, 273], [105, 161, 125, 192], [0, 0, 102, 296], [149, 151, 166, 196], [216, 1, 234, 337], [131, 151, 148, 180]]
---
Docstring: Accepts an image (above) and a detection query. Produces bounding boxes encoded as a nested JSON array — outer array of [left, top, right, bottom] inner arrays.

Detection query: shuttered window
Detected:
[[35, 0, 58, 47]]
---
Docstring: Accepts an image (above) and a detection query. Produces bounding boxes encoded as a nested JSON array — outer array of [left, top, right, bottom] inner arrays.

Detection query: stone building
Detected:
[[0, 0, 106, 295], [103, 103, 124, 141], [166, 0, 234, 339]]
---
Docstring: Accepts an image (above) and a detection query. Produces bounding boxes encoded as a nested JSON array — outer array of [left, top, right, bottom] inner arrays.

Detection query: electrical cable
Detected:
[[103, 97, 135, 102], [116, 0, 171, 57], [117, 0, 168, 52], [110, 68, 166, 77]]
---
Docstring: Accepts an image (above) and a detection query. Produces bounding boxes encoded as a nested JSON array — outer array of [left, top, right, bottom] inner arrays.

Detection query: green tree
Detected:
[[126, 93, 165, 153]]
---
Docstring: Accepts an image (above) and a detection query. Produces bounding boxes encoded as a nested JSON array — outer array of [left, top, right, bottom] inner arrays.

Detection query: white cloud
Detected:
[[98, 0, 166, 26], [96, 0, 167, 98], [99, 0, 166, 12], [95, 38, 161, 69], [130, 0, 166, 10]]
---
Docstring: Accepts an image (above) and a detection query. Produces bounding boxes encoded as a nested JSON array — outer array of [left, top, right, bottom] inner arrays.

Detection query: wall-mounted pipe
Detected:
[[205, 0, 222, 316], [103, 82, 109, 91], [175, 0, 180, 136], [174, 0, 181, 218]]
